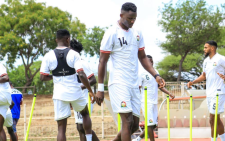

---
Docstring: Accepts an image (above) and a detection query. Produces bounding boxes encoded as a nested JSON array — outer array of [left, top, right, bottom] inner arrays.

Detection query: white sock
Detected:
[[137, 136, 142, 141], [211, 137, 217, 141], [86, 134, 92, 141], [220, 133, 225, 141]]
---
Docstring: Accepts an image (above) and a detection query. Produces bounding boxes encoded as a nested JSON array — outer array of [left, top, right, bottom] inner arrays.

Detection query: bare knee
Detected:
[[209, 115, 215, 126], [7, 127, 14, 135], [77, 124, 85, 134]]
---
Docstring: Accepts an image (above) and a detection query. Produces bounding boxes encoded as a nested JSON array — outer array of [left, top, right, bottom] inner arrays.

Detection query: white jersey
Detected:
[[203, 53, 225, 97], [0, 63, 11, 105], [100, 22, 145, 88], [79, 60, 94, 102], [40, 47, 83, 101], [139, 69, 159, 104]]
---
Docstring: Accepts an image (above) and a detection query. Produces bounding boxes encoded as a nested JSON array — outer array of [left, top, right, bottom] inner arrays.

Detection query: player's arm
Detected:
[[20, 98, 23, 105], [96, 53, 110, 106], [9, 101, 15, 110], [187, 72, 206, 88], [40, 74, 53, 81], [81, 75, 96, 90], [0, 74, 9, 83], [159, 87, 175, 99], [77, 70, 93, 94], [138, 50, 165, 88]]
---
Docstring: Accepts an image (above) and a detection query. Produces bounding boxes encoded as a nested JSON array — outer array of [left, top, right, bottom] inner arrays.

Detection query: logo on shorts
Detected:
[[149, 119, 153, 123], [121, 101, 127, 107], [137, 35, 140, 41], [213, 62, 217, 66]]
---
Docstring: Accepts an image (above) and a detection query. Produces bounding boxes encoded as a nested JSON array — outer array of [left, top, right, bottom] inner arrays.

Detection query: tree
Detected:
[[0, 0, 86, 87], [82, 26, 106, 57], [158, 0, 225, 81], [156, 53, 203, 81], [8, 61, 53, 94]]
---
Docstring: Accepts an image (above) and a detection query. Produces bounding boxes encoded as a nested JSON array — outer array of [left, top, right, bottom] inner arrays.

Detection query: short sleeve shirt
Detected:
[[11, 88, 23, 119], [100, 22, 145, 88], [40, 47, 84, 101], [203, 53, 225, 97], [0, 63, 11, 105]]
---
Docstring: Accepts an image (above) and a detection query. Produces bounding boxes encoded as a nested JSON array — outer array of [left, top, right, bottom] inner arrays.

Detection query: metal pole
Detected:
[[24, 104, 26, 141], [167, 95, 170, 141], [102, 102, 104, 139], [213, 94, 219, 141], [190, 94, 193, 141], [145, 86, 148, 140]]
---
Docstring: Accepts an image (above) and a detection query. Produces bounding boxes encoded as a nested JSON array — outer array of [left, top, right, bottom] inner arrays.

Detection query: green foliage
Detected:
[[8, 61, 53, 94], [156, 53, 203, 81], [82, 26, 106, 57], [158, 0, 225, 81], [0, 0, 85, 87]]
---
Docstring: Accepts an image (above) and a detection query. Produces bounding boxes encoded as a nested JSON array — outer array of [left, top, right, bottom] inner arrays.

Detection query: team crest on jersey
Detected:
[[213, 62, 217, 66], [149, 119, 153, 123], [121, 101, 127, 107], [137, 35, 140, 41]]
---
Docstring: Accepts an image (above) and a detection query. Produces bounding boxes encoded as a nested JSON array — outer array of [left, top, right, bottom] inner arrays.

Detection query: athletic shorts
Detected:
[[207, 94, 225, 114], [141, 103, 158, 126], [12, 118, 19, 132], [3, 109, 13, 127], [108, 84, 141, 117], [53, 94, 87, 121], [74, 103, 94, 124]]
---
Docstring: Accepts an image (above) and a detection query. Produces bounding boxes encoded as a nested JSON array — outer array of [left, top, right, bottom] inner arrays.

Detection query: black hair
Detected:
[[206, 40, 217, 48], [70, 39, 83, 54], [56, 29, 70, 40], [147, 55, 152, 59], [121, 2, 137, 12]]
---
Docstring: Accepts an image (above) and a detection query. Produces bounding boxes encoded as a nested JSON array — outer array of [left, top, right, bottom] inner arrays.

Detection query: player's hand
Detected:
[[96, 91, 104, 106], [156, 76, 165, 88], [187, 81, 193, 88], [169, 94, 175, 99], [89, 92, 96, 104], [217, 72, 225, 80]]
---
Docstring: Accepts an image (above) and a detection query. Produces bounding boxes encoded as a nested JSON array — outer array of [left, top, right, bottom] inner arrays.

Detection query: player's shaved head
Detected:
[[121, 2, 137, 13], [56, 29, 70, 40], [205, 40, 217, 49]]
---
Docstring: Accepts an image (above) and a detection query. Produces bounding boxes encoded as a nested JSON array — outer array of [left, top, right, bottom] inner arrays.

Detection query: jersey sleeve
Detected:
[[100, 29, 115, 53], [40, 54, 50, 75], [138, 31, 145, 51], [0, 63, 7, 77], [220, 55, 225, 69], [83, 61, 94, 79], [74, 53, 83, 72]]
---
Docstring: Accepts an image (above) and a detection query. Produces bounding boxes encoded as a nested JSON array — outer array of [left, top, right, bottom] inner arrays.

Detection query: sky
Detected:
[[0, 0, 224, 74]]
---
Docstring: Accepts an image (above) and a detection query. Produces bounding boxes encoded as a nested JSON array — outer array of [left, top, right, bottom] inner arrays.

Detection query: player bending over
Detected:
[[133, 55, 175, 141], [188, 41, 225, 141], [70, 39, 99, 141]]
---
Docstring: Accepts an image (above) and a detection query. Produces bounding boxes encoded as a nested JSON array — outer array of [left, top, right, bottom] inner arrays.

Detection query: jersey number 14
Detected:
[[118, 37, 127, 47]]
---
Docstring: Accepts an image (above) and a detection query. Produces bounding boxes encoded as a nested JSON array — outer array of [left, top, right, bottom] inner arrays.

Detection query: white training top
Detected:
[[100, 22, 145, 88], [40, 47, 83, 101], [203, 53, 225, 97], [139, 69, 159, 104], [0, 63, 11, 105], [79, 60, 94, 102]]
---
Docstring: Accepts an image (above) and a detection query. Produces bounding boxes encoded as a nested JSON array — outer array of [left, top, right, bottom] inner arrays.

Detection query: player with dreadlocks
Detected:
[[70, 39, 99, 141]]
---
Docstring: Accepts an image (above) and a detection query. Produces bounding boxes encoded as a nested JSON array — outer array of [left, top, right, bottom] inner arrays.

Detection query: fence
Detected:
[[4, 82, 206, 140]]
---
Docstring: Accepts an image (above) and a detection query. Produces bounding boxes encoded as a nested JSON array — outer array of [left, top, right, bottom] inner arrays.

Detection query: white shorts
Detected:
[[53, 94, 87, 121], [0, 103, 9, 120], [74, 103, 94, 124], [141, 103, 158, 126], [108, 84, 141, 117], [207, 94, 225, 115], [3, 109, 12, 127]]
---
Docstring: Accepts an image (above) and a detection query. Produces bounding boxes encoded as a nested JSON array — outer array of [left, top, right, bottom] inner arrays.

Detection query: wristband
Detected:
[[98, 83, 104, 92], [154, 74, 160, 79]]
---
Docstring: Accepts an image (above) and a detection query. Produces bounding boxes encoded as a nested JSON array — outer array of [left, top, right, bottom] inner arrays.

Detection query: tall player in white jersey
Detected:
[[0, 63, 11, 141], [70, 39, 99, 141], [133, 55, 175, 141], [188, 41, 225, 141], [96, 3, 166, 141], [40, 29, 98, 141]]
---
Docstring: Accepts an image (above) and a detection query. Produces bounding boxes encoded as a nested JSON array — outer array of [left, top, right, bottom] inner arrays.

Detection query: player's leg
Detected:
[[12, 118, 19, 141], [53, 99, 71, 141], [6, 127, 17, 141], [0, 124, 6, 141], [0, 105, 8, 141], [74, 110, 86, 141], [217, 95, 225, 141]]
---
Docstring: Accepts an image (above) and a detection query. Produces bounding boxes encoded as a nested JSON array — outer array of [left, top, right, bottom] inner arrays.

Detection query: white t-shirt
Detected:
[[203, 53, 225, 97], [79, 60, 94, 102], [100, 22, 145, 88], [0, 63, 11, 105], [40, 47, 84, 101], [139, 69, 159, 104]]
